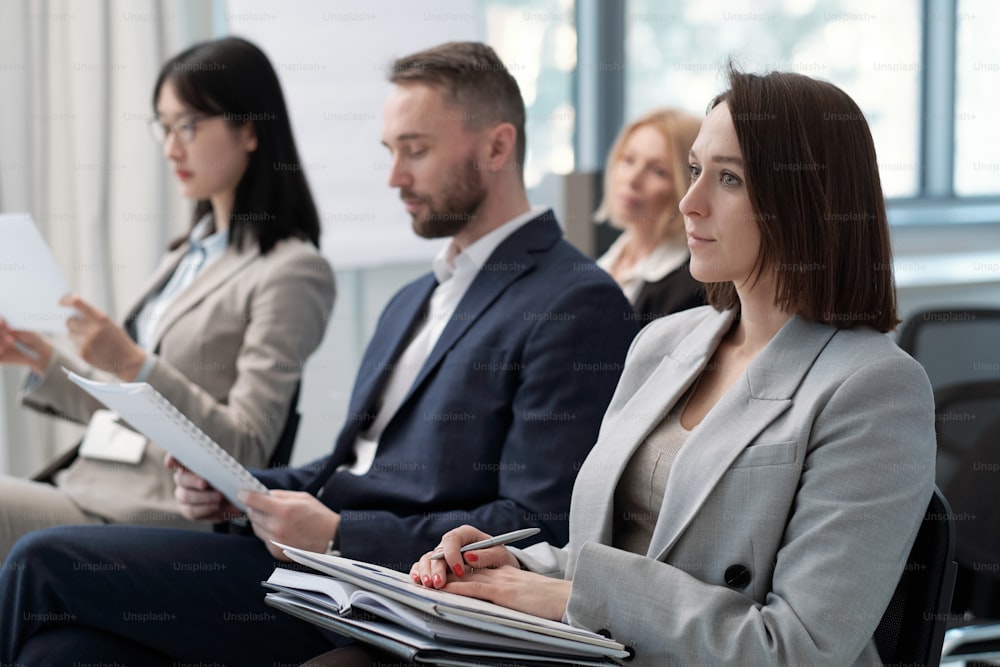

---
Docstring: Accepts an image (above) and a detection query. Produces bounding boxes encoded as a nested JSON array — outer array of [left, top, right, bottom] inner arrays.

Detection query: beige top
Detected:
[[612, 389, 693, 555]]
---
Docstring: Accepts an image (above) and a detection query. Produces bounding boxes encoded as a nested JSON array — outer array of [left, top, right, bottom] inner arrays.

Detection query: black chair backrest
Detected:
[[267, 382, 302, 469], [874, 487, 957, 667], [897, 308, 1000, 391], [934, 379, 1000, 507]]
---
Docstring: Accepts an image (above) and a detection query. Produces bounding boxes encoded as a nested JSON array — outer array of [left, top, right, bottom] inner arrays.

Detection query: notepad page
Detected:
[[65, 370, 267, 511]]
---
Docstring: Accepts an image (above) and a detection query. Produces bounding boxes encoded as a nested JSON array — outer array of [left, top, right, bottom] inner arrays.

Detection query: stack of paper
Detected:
[[264, 545, 629, 666]]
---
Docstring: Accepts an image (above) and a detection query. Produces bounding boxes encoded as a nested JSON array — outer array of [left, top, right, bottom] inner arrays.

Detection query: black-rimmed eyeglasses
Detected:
[[147, 115, 220, 145]]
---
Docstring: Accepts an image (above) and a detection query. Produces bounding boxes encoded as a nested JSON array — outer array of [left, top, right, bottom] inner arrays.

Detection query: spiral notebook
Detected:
[[65, 370, 267, 512]]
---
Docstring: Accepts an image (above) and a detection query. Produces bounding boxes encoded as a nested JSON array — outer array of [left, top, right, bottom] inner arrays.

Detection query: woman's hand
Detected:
[[61, 294, 147, 381], [411, 525, 570, 620], [0, 318, 53, 375], [411, 524, 521, 589], [440, 566, 572, 621], [167, 454, 240, 523]]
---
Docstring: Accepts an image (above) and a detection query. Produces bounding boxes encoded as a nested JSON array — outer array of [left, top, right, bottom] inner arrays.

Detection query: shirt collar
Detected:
[[598, 233, 689, 283], [431, 207, 547, 283], [188, 214, 230, 260]]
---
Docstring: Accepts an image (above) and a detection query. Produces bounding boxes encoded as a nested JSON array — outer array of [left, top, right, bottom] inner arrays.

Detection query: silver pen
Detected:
[[430, 527, 541, 560]]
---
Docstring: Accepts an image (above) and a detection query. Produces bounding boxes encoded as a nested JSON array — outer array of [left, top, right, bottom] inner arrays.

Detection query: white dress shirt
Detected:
[[597, 234, 689, 304]]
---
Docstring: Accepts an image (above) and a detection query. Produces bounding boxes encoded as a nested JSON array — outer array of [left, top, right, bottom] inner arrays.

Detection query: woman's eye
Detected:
[[687, 164, 701, 181], [721, 172, 741, 186]]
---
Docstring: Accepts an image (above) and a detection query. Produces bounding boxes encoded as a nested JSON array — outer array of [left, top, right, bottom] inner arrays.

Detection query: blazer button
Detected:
[[725, 564, 752, 590]]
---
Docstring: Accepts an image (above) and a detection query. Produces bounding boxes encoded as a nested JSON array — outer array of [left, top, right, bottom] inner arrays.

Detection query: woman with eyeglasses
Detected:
[[0, 36, 335, 558]]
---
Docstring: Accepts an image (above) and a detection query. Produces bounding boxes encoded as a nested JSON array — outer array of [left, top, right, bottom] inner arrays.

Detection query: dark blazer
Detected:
[[631, 262, 705, 324], [257, 211, 639, 564]]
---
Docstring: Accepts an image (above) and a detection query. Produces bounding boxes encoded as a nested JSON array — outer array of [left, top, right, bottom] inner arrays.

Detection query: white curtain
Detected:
[[0, 0, 221, 476]]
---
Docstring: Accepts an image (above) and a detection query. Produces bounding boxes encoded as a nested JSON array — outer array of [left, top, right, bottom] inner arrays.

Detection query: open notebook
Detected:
[[264, 545, 629, 666], [65, 370, 266, 512]]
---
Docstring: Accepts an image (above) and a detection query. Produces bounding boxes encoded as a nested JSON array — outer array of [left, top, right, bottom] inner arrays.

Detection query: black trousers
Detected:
[[0, 524, 339, 666]]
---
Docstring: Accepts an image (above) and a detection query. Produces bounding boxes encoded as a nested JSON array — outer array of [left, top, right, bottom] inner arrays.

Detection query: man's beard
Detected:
[[407, 157, 487, 239]]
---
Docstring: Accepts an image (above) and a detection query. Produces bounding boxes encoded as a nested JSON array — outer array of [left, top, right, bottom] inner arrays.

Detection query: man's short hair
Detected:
[[389, 42, 526, 176]]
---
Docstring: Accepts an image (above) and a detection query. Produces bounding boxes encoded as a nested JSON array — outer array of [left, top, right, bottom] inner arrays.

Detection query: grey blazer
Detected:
[[517, 306, 936, 666], [21, 236, 334, 525]]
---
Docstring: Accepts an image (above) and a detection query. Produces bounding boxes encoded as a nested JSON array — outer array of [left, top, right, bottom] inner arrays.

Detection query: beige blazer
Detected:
[[516, 306, 936, 666], [21, 236, 334, 525]]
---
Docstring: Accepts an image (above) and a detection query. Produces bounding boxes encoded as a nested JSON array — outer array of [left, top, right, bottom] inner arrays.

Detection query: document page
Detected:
[[0, 213, 74, 333]]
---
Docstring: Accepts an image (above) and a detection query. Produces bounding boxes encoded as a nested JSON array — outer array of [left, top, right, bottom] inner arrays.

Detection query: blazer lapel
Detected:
[[147, 244, 260, 350], [121, 244, 188, 327], [568, 310, 734, 551], [352, 275, 437, 423], [399, 214, 559, 406], [647, 315, 837, 560]]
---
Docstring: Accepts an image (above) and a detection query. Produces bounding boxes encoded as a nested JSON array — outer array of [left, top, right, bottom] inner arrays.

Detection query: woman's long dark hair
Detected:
[[153, 36, 321, 253]]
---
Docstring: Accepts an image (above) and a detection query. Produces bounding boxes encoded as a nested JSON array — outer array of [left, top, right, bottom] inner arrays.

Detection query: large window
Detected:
[[624, 0, 922, 198], [483, 0, 577, 190], [954, 0, 1000, 196]]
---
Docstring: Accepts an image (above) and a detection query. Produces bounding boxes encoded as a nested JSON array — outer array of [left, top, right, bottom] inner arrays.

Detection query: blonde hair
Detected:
[[594, 107, 701, 241]]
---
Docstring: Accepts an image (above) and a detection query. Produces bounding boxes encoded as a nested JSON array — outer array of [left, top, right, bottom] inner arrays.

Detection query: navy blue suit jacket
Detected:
[[256, 211, 638, 565]]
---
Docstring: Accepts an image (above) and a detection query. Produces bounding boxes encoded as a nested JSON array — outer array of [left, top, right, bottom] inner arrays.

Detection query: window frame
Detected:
[[575, 0, 1000, 240]]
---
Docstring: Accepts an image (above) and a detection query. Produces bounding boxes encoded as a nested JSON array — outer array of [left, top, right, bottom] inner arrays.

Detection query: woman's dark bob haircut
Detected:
[[153, 36, 321, 254], [705, 65, 897, 332]]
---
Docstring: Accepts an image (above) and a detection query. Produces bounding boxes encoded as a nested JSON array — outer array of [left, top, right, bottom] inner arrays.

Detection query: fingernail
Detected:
[[410, 573, 419, 582], [452, 563, 464, 577], [422, 575, 431, 586], [465, 552, 478, 563], [433, 574, 442, 588]]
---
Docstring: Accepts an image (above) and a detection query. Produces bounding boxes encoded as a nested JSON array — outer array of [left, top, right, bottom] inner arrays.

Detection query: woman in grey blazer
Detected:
[[411, 68, 936, 666], [0, 38, 334, 558]]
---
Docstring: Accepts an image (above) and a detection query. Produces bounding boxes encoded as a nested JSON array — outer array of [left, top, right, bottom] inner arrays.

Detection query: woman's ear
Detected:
[[242, 123, 258, 152]]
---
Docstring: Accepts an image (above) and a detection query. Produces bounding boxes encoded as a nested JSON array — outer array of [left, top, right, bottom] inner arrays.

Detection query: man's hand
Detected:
[[61, 294, 147, 380], [167, 454, 239, 523], [240, 490, 341, 561]]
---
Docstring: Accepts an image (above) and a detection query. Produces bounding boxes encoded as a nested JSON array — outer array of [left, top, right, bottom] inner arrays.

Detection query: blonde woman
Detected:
[[595, 108, 704, 322]]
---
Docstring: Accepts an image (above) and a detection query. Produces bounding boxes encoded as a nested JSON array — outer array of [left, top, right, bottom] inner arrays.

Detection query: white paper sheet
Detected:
[[0, 212, 74, 333]]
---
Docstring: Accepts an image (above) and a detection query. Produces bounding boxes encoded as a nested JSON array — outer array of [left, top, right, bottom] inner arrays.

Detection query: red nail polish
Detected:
[[433, 574, 442, 588], [422, 575, 431, 586], [452, 563, 465, 577], [465, 552, 479, 563]]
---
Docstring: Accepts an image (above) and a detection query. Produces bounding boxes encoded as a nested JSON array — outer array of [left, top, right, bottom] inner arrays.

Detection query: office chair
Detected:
[[896, 308, 1000, 391], [265, 381, 301, 468], [934, 379, 1000, 621], [941, 623, 1000, 664], [32, 381, 302, 482], [874, 487, 957, 667]]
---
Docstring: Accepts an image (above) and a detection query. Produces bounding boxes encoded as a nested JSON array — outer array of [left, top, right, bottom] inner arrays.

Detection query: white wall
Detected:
[[225, 0, 488, 464]]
